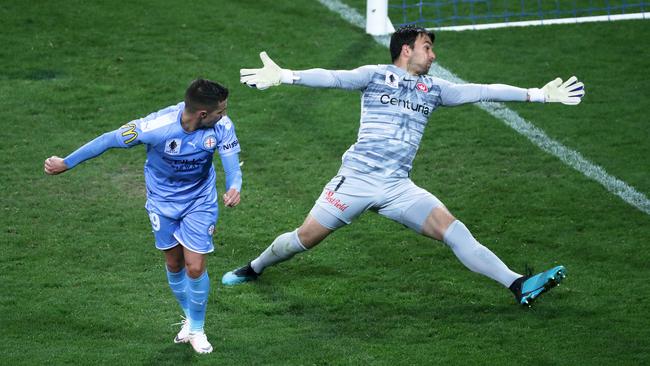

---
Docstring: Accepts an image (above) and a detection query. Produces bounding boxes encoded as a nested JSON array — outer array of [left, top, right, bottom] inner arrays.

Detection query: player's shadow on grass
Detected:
[[148, 344, 194, 366], [252, 262, 577, 322]]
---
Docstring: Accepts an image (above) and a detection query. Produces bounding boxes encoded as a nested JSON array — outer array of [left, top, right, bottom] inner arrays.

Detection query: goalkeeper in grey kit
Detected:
[[224, 25, 584, 306]]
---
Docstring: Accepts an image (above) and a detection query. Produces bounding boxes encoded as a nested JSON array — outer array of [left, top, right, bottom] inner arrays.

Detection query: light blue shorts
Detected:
[[310, 167, 443, 233], [145, 191, 218, 254]]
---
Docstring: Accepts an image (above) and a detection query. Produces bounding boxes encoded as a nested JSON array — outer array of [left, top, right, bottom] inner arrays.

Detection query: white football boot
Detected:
[[189, 331, 213, 354], [173, 317, 191, 344]]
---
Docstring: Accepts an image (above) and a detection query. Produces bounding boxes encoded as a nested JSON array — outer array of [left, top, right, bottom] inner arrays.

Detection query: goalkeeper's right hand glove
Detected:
[[240, 52, 295, 90], [528, 76, 585, 105]]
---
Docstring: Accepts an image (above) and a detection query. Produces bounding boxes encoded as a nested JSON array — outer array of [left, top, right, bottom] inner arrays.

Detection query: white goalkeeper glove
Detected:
[[240, 51, 296, 90], [528, 76, 585, 105]]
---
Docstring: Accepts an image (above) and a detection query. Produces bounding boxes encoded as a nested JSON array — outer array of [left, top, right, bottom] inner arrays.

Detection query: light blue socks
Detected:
[[166, 267, 189, 318], [187, 271, 210, 332]]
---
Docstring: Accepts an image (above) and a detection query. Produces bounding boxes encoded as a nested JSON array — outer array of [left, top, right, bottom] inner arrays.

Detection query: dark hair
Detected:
[[184, 79, 229, 112], [389, 25, 435, 62]]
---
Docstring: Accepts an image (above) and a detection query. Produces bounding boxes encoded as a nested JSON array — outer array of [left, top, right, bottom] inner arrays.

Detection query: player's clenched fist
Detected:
[[44, 156, 68, 175], [223, 188, 240, 207]]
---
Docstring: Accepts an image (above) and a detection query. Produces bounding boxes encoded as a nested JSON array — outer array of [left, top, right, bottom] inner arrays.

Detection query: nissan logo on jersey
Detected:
[[218, 140, 239, 151]]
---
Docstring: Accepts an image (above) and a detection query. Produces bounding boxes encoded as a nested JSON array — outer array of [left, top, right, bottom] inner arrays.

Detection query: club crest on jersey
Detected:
[[385, 71, 399, 88], [203, 136, 217, 150], [416, 82, 428, 92], [164, 139, 181, 155]]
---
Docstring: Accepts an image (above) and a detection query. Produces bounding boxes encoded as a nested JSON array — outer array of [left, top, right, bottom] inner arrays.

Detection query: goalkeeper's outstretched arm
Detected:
[[240, 51, 373, 91], [527, 76, 585, 105], [440, 77, 585, 106], [239, 52, 292, 90], [240, 51, 585, 105]]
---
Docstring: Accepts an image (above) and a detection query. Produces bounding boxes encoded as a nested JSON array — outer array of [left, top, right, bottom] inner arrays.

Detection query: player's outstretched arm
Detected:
[[44, 156, 68, 175], [44, 130, 130, 176], [240, 52, 374, 91], [240, 52, 297, 90], [528, 76, 585, 105]]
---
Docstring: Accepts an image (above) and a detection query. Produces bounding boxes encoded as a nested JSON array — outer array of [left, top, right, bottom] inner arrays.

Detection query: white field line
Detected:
[[316, 0, 650, 215], [432, 12, 650, 32]]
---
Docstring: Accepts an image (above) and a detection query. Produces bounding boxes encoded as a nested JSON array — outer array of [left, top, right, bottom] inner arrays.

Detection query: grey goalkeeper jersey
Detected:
[[295, 64, 527, 177]]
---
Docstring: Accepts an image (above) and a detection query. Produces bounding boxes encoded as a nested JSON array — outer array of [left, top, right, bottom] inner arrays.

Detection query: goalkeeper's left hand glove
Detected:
[[240, 51, 295, 90], [528, 76, 585, 105]]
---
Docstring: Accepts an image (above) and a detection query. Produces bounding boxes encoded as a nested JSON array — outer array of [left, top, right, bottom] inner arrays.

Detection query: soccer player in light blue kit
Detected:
[[223, 26, 584, 307], [44, 79, 242, 353]]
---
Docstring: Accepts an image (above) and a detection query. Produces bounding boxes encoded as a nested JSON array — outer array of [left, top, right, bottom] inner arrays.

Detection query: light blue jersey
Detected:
[[117, 102, 240, 203], [295, 65, 527, 177], [65, 102, 241, 203], [63, 101, 242, 253]]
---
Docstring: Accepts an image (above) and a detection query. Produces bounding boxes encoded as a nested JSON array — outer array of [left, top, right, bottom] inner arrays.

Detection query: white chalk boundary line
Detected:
[[432, 12, 650, 31], [317, 0, 650, 215]]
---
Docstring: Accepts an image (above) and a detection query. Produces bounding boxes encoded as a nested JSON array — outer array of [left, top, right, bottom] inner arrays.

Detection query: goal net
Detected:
[[367, 0, 648, 33]]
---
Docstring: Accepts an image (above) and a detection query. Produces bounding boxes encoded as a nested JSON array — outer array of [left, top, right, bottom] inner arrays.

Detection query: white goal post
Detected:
[[366, 0, 395, 35]]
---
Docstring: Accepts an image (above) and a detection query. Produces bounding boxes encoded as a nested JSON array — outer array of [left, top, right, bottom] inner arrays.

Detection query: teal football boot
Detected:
[[222, 263, 259, 286], [509, 265, 566, 307]]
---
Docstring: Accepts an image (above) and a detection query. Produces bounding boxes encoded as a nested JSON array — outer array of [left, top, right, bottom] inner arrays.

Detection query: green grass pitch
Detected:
[[1, 1, 649, 364]]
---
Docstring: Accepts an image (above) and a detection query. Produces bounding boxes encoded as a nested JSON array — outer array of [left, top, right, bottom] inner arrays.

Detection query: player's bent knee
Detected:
[[166, 262, 184, 273], [182, 249, 207, 279], [422, 206, 456, 240], [298, 215, 334, 248], [185, 266, 205, 279], [163, 245, 185, 272]]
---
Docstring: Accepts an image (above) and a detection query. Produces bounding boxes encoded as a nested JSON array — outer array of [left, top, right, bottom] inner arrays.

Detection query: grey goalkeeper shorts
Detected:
[[309, 167, 443, 233]]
